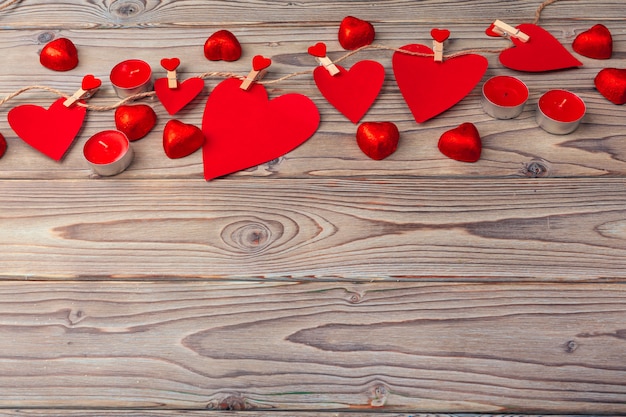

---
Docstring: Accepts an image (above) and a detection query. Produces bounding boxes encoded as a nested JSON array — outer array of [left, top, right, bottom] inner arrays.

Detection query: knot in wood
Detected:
[[221, 219, 283, 254], [565, 340, 578, 353], [522, 159, 551, 178], [369, 383, 388, 407], [347, 292, 362, 304], [108, 0, 146, 19], [210, 395, 248, 411], [37, 32, 55, 44]]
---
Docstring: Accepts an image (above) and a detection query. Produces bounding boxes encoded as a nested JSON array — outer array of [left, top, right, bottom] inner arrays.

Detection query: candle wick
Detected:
[[558, 98, 567, 107], [130, 69, 140, 75], [98, 140, 109, 149]]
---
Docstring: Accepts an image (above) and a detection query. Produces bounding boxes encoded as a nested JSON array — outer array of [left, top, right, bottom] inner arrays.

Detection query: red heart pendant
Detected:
[[81, 74, 101, 91], [594, 68, 626, 105], [438, 122, 481, 162], [202, 78, 320, 180], [308, 42, 327, 58], [0, 133, 6, 159], [431, 29, 450, 43], [155, 77, 205, 115], [115, 104, 157, 141], [204, 30, 242, 62], [356, 121, 399, 160], [314, 60, 385, 123], [163, 120, 205, 159], [499, 24, 582, 72], [338, 16, 375, 50], [160, 57, 181, 71], [252, 55, 272, 71], [392, 44, 488, 123], [573, 24, 613, 60], [40, 38, 78, 72], [8, 98, 86, 160]]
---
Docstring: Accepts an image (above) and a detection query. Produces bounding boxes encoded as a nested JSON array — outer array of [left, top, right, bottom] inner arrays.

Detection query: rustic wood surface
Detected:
[[0, 0, 625, 415]]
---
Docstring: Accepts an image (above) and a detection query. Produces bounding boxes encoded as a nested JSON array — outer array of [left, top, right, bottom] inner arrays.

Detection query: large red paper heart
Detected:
[[438, 122, 482, 162], [314, 60, 385, 123], [115, 104, 157, 141], [40, 38, 78, 72], [204, 30, 242, 62], [356, 121, 399, 160], [594, 68, 626, 105], [163, 119, 205, 159], [8, 97, 86, 161], [155, 77, 205, 115], [499, 23, 582, 72], [572, 24, 612, 60], [202, 78, 320, 180], [392, 44, 488, 123], [338, 16, 375, 50]]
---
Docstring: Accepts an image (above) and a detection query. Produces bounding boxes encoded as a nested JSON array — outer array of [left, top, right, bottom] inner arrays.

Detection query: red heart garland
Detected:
[[392, 44, 488, 123], [160, 57, 181, 71], [308, 42, 327, 58], [163, 119, 205, 159], [313, 60, 385, 123], [81, 74, 101, 91], [499, 23, 582, 72], [201, 78, 320, 180], [572, 24, 613, 60], [594, 68, 626, 105], [438, 122, 482, 162], [154, 77, 205, 115], [8, 98, 86, 161]]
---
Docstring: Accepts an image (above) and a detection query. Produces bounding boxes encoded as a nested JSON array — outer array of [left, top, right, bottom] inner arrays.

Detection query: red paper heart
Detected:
[[252, 55, 271, 71], [573, 24, 612, 60], [594, 68, 626, 105], [499, 23, 582, 72], [485, 23, 501, 37], [155, 77, 205, 115], [308, 42, 327, 58], [163, 119, 205, 159], [160, 57, 181, 71], [202, 78, 319, 180], [81, 74, 101, 91], [0, 133, 6, 159], [40, 38, 78, 72], [313, 60, 385, 123], [356, 121, 399, 160], [431, 29, 450, 43], [204, 30, 242, 62], [8, 98, 86, 161], [438, 122, 481, 162], [115, 104, 157, 141], [338, 16, 375, 50], [392, 44, 488, 123]]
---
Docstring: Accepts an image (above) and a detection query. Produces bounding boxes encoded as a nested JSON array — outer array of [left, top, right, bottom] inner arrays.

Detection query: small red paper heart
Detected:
[[40, 38, 78, 72], [204, 30, 242, 62], [160, 57, 181, 71], [81, 74, 101, 91], [163, 120, 205, 159], [338, 16, 375, 50], [252, 55, 271, 71], [0, 133, 6, 159], [431, 29, 450, 43], [356, 121, 399, 160], [8, 98, 86, 161], [115, 104, 157, 141], [594, 68, 626, 105], [438, 122, 481, 163], [155, 77, 205, 115], [573, 24, 612, 60], [308, 42, 327, 58], [485, 23, 501, 37]]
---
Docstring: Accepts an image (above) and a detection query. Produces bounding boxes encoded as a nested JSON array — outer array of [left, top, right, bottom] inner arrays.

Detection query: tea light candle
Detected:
[[481, 75, 529, 119], [536, 89, 586, 135], [109, 59, 153, 98], [83, 130, 134, 176]]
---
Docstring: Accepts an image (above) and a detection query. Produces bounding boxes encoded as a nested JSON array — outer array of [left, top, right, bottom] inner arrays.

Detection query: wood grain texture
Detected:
[[0, 280, 624, 413]]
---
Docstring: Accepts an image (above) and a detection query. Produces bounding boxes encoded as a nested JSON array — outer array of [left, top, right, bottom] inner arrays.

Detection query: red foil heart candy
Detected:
[[0, 133, 6, 159], [438, 122, 482, 163], [573, 24, 613, 60], [338, 16, 375, 50], [163, 119, 205, 159], [356, 121, 399, 160], [115, 104, 157, 141], [40, 38, 79, 71], [204, 30, 242, 61], [594, 68, 626, 105]]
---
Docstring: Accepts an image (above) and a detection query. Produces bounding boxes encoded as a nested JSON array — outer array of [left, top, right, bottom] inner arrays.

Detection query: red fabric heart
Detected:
[[115, 104, 157, 141], [160, 57, 181, 71], [499, 23, 582, 72], [594, 68, 626, 105], [308, 42, 327, 58], [338, 16, 375, 50], [201, 78, 319, 180], [81, 74, 101, 91], [573, 24, 612, 60], [438, 122, 481, 162], [8, 98, 86, 161], [204, 30, 242, 62], [252, 55, 271, 71], [314, 60, 385, 123], [431, 29, 450, 43], [40, 38, 78, 72], [155, 77, 205, 115], [392, 44, 488, 123], [163, 120, 205, 159], [356, 121, 399, 160]]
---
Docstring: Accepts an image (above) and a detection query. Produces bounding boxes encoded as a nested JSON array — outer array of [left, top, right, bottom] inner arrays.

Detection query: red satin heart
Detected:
[[499, 23, 582, 72], [314, 60, 385, 123], [0, 133, 6, 159], [81, 74, 101, 91], [8, 98, 86, 161], [202, 78, 320, 180], [308, 42, 327, 58], [573, 24, 612, 60], [204, 30, 242, 62], [160, 57, 180, 71], [163, 119, 205, 159], [594, 68, 626, 105], [338, 16, 375, 50], [155, 77, 205, 115], [356, 121, 399, 160], [438, 122, 482, 163], [252, 55, 271, 71], [392, 44, 488, 123], [40, 38, 78, 72], [431, 28, 450, 43], [115, 104, 157, 141]]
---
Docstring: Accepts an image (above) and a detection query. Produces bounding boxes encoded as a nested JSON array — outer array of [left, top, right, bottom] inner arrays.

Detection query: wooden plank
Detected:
[[2, 177, 626, 281], [0, 412, 590, 417], [0, 280, 624, 413]]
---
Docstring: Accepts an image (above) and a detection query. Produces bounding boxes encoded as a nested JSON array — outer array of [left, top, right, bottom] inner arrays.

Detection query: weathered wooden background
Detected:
[[0, 0, 625, 415]]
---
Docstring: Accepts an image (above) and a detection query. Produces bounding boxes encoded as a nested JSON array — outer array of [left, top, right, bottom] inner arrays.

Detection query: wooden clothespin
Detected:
[[307, 42, 340, 76], [161, 58, 181, 89], [431, 29, 450, 62], [490, 20, 530, 43], [240, 55, 271, 91], [63, 74, 101, 107]]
